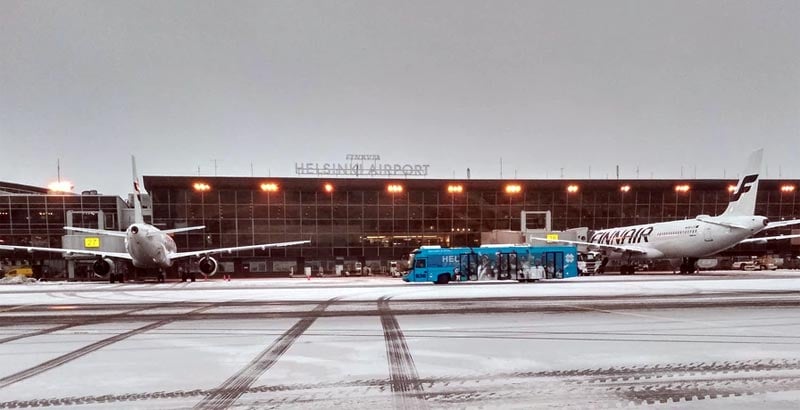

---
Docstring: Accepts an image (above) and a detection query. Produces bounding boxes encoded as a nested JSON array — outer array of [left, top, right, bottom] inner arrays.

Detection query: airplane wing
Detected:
[[63, 227, 127, 237], [0, 244, 132, 259], [764, 219, 800, 230], [528, 237, 650, 255], [168, 240, 311, 260], [738, 234, 800, 244], [162, 226, 206, 234]]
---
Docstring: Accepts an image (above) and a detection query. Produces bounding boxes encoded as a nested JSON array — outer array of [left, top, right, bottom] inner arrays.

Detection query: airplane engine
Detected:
[[93, 257, 114, 275], [198, 256, 218, 276]]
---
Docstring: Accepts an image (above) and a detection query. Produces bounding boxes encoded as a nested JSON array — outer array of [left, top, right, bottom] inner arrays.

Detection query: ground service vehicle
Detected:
[[3, 265, 33, 278], [578, 251, 601, 275], [403, 245, 579, 284]]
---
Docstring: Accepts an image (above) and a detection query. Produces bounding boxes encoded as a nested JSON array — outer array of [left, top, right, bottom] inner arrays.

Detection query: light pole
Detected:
[[447, 184, 463, 246]]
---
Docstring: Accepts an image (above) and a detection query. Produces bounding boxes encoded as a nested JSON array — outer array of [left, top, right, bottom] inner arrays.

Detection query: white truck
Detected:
[[577, 251, 601, 275]]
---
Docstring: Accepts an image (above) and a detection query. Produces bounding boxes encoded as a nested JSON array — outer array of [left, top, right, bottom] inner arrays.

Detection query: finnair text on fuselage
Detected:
[[590, 226, 654, 245]]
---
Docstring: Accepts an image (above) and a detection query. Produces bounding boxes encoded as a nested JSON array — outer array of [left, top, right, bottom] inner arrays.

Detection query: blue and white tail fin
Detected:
[[720, 149, 762, 217], [131, 155, 146, 224]]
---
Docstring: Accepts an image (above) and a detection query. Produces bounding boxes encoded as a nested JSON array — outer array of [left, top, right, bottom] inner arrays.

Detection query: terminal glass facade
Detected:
[[144, 177, 800, 272]]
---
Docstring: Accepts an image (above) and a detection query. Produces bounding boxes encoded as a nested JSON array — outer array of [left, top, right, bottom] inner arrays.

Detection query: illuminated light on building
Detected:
[[47, 181, 74, 193], [728, 185, 737, 193], [504, 184, 522, 194], [675, 184, 691, 193], [447, 184, 464, 194], [620, 185, 631, 193], [323, 183, 334, 193], [387, 184, 404, 193], [260, 182, 279, 192], [192, 182, 211, 192], [567, 184, 579, 193], [781, 184, 796, 193]]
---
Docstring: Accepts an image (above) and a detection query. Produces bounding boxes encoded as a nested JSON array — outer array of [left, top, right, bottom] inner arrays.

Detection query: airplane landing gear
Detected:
[[679, 257, 698, 274], [598, 257, 609, 274]]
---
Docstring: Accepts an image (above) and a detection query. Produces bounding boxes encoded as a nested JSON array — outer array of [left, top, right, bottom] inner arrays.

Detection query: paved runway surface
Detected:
[[1, 272, 800, 409]]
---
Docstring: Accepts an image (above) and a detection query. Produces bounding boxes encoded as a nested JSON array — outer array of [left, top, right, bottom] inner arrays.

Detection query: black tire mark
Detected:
[[0, 303, 176, 345], [2, 296, 799, 328], [378, 297, 427, 410], [0, 303, 218, 389], [4, 358, 800, 409], [193, 297, 338, 410]]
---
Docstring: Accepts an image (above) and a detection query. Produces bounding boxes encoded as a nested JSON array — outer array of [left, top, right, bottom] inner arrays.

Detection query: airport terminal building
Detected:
[[2, 177, 799, 277]]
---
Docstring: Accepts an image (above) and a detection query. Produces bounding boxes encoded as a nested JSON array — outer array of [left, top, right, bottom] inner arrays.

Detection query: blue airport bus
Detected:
[[403, 244, 579, 284]]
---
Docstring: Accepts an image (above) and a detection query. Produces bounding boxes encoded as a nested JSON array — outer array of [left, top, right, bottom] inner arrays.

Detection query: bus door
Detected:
[[497, 253, 515, 280], [459, 253, 478, 281], [413, 258, 428, 281], [543, 252, 564, 279]]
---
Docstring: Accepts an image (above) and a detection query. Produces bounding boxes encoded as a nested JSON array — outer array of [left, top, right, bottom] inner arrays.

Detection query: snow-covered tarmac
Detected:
[[1, 271, 799, 409]]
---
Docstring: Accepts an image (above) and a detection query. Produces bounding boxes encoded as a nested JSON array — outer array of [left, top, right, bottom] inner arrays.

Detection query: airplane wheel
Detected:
[[190, 272, 196, 282]]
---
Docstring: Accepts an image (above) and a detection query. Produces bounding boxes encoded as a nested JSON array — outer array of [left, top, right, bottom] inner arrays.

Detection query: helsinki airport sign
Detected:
[[295, 154, 429, 177]]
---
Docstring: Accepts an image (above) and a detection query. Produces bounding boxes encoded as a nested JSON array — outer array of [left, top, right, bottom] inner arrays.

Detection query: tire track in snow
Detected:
[[193, 297, 338, 410], [0, 303, 219, 389], [378, 297, 428, 410], [0, 303, 174, 345]]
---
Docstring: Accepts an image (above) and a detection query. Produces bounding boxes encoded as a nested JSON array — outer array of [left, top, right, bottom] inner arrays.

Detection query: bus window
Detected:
[[415, 259, 427, 269]]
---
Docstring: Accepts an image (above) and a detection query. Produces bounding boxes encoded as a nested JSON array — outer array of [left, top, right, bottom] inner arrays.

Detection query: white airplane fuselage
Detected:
[[590, 215, 769, 259], [124, 223, 177, 269]]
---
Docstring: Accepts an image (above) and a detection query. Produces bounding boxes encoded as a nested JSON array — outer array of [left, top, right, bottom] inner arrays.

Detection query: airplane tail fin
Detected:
[[720, 149, 762, 217], [131, 155, 146, 224]]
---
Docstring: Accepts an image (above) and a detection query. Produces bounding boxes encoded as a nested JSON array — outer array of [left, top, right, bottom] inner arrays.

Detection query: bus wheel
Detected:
[[435, 274, 450, 284]]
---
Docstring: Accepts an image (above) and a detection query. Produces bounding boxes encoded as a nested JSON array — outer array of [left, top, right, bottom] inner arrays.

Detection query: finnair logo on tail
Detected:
[[731, 174, 758, 201]]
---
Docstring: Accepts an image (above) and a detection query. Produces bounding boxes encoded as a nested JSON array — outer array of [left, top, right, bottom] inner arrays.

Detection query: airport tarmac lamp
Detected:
[[566, 184, 579, 228], [260, 182, 279, 248], [324, 183, 334, 258], [387, 184, 404, 242], [504, 184, 522, 230], [620, 185, 631, 224], [780, 184, 796, 219], [674, 184, 690, 218], [447, 184, 464, 245], [193, 182, 211, 226]]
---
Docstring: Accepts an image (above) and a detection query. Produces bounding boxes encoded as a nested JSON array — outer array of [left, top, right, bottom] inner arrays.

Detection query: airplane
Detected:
[[0, 156, 310, 283], [532, 149, 800, 274]]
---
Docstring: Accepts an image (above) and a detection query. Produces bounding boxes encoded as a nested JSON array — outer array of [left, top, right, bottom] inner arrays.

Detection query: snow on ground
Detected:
[[1, 271, 800, 306], [0, 271, 798, 408]]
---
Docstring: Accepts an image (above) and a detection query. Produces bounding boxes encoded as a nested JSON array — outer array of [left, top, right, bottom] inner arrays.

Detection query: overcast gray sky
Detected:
[[1, 0, 799, 195]]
